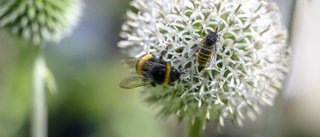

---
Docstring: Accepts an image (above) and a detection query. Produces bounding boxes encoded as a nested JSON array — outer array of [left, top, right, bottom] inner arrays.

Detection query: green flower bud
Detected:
[[0, 0, 83, 45]]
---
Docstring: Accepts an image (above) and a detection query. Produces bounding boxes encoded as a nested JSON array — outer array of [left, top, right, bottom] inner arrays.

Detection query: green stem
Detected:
[[31, 46, 47, 137], [187, 117, 204, 137]]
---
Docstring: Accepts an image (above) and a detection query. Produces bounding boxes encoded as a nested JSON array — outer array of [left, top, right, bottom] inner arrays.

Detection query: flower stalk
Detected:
[[32, 46, 47, 137], [188, 116, 204, 137], [0, 0, 83, 137]]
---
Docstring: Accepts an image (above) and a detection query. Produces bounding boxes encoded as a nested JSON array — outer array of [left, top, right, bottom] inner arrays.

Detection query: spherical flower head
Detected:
[[0, 0, 83, 45], [118, 0, 290, 128]]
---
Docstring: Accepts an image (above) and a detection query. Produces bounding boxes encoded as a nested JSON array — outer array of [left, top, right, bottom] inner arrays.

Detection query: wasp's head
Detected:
[[207, 31, 218, 43]]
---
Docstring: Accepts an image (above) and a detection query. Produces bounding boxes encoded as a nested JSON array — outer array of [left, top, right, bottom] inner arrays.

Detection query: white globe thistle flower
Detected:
[[118, 0, 290, 128], [0, 0, 83, 45]]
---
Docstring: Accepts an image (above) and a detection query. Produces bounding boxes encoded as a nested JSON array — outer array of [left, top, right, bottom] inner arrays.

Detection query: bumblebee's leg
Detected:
[[168, 82, 175, 86], [151, 82, 156, 87], [160, 46, 169, 60], [160, 50, 167, 59]]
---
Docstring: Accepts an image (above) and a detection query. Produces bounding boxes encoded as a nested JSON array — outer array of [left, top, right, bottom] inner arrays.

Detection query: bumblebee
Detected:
[[189, 31, 218, 71], [119, 50, 180, 89]]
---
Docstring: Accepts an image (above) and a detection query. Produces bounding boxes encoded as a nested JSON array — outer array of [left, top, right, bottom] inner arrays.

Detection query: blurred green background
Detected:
[[1, 0, 320, 137], [0, 0, 175, 137]]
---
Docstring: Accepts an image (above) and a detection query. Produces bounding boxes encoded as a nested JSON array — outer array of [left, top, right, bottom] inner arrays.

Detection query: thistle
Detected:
[[118, 0, 290, 133], [0, 0, 83, 45]]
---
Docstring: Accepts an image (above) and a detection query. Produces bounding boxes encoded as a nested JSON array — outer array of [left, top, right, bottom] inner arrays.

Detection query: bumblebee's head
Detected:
[[170, 68, 180, 82]]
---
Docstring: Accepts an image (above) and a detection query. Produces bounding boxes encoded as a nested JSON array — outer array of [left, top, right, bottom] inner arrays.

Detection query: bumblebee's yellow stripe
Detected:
[[162, 62, 171, 85], [137, 54, 153, 75]]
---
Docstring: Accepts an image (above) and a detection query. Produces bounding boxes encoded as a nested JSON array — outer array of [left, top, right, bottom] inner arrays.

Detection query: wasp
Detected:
[[189, 30, 218, 71], [119, 50, 181, 89]]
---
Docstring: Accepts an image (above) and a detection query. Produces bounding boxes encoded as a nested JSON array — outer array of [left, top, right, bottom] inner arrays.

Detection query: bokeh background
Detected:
[[1, 0, 320, 137]]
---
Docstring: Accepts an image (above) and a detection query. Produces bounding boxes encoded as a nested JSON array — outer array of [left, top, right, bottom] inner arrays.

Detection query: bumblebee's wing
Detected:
[[125, 56, 161, 68], [143, 60, 165, 69], [119, 74, 151, 89], [124, 57, 139, 68], [188, 38, 206, 58]]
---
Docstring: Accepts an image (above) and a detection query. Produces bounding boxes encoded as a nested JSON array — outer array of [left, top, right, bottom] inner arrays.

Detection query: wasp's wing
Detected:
[[119, 74, 151, 89], [188, 38, 206, 58], [209, 45, 217, 68]]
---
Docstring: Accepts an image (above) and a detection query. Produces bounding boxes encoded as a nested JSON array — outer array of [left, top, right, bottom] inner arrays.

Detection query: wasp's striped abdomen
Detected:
[[198, 46, 214, 70]]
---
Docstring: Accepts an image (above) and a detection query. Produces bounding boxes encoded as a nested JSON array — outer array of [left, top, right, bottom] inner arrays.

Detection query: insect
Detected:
[[189, 30, 218, 71], [119, 50, 181, 89]]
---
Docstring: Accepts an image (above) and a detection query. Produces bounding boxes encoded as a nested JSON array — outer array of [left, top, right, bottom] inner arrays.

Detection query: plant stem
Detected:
[[188, 117, 203, 137], [32, 46, 47, 137]]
